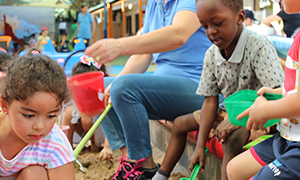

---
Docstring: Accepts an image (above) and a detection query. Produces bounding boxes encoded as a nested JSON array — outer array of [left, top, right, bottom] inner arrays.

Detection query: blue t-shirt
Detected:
[[143, 0, 212, 83], [77, 12, 94, 39]]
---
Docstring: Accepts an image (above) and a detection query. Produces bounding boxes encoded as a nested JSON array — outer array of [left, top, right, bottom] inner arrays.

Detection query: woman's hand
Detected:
[[85, 39, 122, 64], [237, 96, 269, 131]]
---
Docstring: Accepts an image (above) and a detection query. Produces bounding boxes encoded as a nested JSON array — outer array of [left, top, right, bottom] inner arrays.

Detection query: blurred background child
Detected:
[[60, 56, 113, 160], [59, 33, 71, 53], [34, 27, 50, 51], [0, 48, 75, 179]]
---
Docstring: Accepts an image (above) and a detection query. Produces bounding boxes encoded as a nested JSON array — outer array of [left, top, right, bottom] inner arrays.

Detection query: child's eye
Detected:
[[47, 115, 57, 119], [215, 21, 224, 26], [23, 114, 34, 118]]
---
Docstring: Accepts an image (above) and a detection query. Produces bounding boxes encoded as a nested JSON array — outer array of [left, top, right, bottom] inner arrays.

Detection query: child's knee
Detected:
[[173, 116, 186, 132], [223, 127, 249, 154]]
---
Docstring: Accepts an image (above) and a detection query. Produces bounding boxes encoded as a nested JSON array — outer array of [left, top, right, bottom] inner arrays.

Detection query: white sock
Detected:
[[152, 169, 169, 180]]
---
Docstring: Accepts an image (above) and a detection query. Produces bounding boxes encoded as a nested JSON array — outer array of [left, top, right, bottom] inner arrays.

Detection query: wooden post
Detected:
[[91, 13, 96, 43], [121, 0, 126, 37], [139, 0, 143, 28], [107, 3, 113, 38], [100, 10, 104, 39]]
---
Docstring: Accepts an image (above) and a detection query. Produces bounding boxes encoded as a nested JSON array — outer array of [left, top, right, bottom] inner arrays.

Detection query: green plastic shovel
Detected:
[[73, 104, 112, 158], [180, 147, 208, 180]]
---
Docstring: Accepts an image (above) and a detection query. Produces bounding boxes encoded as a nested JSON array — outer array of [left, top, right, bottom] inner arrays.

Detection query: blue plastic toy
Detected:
[[19, 38, 86, 77], [42, 38, 86, 77]]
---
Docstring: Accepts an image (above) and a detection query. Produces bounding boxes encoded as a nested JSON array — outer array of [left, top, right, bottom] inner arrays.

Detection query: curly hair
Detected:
[[0, 52, 14, 72], [222, 0, 243, 13], [1, 48, 70, 106], [196, 0, 243, 13]]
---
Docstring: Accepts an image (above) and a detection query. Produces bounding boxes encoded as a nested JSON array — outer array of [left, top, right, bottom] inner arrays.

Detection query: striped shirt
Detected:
[[0, 124, 75, 177]]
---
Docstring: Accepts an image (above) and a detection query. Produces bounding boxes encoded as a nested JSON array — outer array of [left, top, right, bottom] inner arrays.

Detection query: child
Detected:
[[0, 49, 75, 179], [59, 33, 71, 53], [227, 0, 300, 179], [34, 27, 50, 51], [152, 0, 284, 180], [60, 56, 113, 159]]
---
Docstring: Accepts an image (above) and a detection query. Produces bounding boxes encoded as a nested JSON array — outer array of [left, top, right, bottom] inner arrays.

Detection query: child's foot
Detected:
[[152, 169, 170, 180], [113, 155, 160, 180]]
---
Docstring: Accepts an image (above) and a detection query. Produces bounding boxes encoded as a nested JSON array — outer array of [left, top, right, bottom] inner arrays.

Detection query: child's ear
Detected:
[[0, 96, 8, 115], [237, 9, 246, 25]]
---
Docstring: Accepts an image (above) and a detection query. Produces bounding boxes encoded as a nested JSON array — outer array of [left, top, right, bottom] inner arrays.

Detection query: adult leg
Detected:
[[110, 74, 205, 167], [268, 36, 293, 58], [100, 77, 126, 152]]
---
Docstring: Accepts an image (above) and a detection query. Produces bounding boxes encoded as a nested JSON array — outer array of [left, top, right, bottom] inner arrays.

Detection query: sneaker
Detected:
[[114, 155, 160, 180]]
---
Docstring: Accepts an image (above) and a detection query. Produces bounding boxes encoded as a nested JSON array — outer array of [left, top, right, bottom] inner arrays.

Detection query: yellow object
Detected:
[[42, 40, 48, 44]]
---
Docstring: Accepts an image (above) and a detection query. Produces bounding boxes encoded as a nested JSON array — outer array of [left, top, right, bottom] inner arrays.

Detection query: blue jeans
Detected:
[[101, 74, 206, 160], [268, 36, 294, 58]]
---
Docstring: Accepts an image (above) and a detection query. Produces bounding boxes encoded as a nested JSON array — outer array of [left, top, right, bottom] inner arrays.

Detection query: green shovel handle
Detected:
[[74, 104, 112, 158]]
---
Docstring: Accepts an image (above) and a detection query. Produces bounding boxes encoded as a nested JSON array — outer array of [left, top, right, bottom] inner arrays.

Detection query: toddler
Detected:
[[0, 49, 75, 179], [60, 56, 113, 159]]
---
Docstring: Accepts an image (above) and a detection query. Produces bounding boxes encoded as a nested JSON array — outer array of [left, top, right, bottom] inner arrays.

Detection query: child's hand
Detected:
[[99, 147, 113, 161], [215, 118, 239, 143], [257, 86, 282, 96], [189, 146, 206, 172], [105, 83, 112, 106], [237, 96, 269, 131]]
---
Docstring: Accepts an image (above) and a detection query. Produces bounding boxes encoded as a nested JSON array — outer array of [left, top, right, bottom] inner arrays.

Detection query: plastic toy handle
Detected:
[[42, 40, 48, 44], [73, 39, 79, 43], [189, 163, 200, 180], [73, 104, 112, 158]]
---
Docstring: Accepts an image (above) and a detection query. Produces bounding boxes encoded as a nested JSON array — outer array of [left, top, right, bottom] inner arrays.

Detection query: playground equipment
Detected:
[[19, 38, 86, 76], [42, 38, 86, 77], [0, 36, 12, 52]]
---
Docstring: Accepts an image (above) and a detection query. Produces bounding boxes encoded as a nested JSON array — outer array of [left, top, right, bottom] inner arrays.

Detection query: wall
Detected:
[[0, 6, 55, 39]]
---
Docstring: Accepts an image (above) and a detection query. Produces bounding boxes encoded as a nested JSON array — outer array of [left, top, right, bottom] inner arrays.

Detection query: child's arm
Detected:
[[238, 55, 300, 131], [60, 40, 65, 47], [48, 162, 75, 180], [99, 137, 113, 160], [189, 96, 219, 171]]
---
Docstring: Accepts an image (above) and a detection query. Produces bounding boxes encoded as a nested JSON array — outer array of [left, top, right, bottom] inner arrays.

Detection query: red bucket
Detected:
[[68, 71, 105, 117]]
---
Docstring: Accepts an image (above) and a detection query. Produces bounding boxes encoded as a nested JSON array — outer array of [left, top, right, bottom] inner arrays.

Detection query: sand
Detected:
[[74, 148, 187, 180]]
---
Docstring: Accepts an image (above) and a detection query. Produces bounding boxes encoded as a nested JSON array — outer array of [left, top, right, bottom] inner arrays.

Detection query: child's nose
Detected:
[[33, 118, 44, 131], [208, 27, 217, 35]]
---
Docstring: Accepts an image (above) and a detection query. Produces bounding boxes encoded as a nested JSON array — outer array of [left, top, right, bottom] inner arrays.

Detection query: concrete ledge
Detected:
[[149, 120, 222, 180]]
